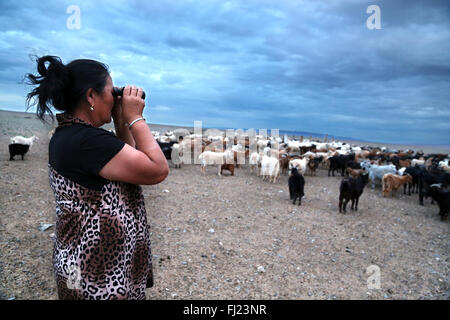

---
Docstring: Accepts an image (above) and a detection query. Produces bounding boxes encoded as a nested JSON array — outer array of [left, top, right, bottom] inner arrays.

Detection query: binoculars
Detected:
[[112, 87, 146, 99]]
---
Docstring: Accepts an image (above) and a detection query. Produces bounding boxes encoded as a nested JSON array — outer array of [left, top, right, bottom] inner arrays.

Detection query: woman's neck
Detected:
[[72, 107, 98, 127]]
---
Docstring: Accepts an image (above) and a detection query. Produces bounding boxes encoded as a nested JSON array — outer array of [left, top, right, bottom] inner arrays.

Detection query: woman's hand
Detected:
[[121, 85, 145, 124], [111, 96, 123, 122]]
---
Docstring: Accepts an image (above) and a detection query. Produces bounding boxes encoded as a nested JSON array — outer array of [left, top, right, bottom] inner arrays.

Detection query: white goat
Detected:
[[289, 158, 309, 175], [260, 155, 280, 183], [411, 159, 425, 167], [198, 150, 233, 176], [171, 143, 182, 168], [249, 152, 261, 175], [10, 135, 38, 149]]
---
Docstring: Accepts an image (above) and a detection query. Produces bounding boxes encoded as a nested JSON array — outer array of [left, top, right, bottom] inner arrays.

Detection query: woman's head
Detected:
[[25, 55, 112, 122]]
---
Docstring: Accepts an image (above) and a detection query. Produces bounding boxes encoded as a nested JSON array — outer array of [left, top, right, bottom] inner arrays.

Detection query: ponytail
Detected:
[[25, 55, 109, 122], [25, 55, 69, 122]]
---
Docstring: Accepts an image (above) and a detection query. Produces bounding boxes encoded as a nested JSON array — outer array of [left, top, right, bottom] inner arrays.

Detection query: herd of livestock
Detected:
[[154, 129, 450, 221], [7, 128, 450, 221]]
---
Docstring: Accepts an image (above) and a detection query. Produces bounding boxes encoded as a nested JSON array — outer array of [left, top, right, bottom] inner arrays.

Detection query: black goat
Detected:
[[403, 166, 421, 195], [338, 172, 369, 213], [9, 143, 30, 160], [418, 166, 450, 205], [424, 184, 449, 221], [328, 153, 355, 177], [288, 167, 305, 205], [157, 141, 177, 160]]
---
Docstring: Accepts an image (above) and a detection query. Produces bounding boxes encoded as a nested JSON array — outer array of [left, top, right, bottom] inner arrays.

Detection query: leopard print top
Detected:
[[49, 114, 153, 300]]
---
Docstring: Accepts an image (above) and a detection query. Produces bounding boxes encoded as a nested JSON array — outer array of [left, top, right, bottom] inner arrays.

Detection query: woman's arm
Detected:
[[112, 97, 136, 148], [100, 85, 169, 185]]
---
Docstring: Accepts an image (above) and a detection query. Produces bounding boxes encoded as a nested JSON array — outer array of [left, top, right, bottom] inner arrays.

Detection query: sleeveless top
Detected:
[[49, 113, 153, 300]]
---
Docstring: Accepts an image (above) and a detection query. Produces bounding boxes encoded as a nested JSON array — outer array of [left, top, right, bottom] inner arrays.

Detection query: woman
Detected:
[[25, 55, 169, 299]]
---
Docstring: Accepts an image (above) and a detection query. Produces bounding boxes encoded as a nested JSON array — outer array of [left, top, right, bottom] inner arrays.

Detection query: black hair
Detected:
[[24, 55, 110, 122]]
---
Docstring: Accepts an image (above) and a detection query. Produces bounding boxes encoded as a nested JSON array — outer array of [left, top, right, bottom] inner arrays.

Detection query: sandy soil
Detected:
[[0, 110, 448, 300]]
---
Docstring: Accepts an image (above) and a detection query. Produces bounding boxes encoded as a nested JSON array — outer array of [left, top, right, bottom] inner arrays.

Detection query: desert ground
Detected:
[[0, 109, 448, 300]]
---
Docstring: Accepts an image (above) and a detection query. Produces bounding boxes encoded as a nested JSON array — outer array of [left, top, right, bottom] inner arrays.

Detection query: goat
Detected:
[[171, 143, 182, 168], [198, 150, 234, 176], [307, 157, 322, 176], [338, 172, 369, 213], [288, 167, 305, 205], [157, 141, 177, 160], [381, 173, 413, 197], [260, 155, 280, 183], [346, 167, 365, 177], [220, 163, 235, 176], [423, 184, 449, 221], [9, 143, 30, 160], [418, 166, 450, 206], [360, 163, 397, 189], [10, 135, 38, 149], [402, 166, 421, 195], [233, 149, 248, 168], [328, 154, 355, 177], [411, 159, 425, 167], [289, 158, 309, 175], [249, 152, 261, 175], [279, 155, 290, 175]]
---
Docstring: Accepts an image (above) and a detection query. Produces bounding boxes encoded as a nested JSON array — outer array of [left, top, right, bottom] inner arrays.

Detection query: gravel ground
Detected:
[[0, 110, 448, 300]]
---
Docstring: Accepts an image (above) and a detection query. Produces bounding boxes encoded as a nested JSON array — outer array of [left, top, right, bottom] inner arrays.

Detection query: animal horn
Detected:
[[429, 183, 442, 188]]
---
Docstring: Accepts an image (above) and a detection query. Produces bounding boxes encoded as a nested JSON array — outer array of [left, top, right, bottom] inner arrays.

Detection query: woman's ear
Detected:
[[86, 88, 96, 107]]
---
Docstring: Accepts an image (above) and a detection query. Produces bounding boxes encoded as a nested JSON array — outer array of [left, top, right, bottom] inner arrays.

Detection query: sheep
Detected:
[[10, 135, 38, 149], [9, 144, 30, 160], [423, 184, 449, 221], [260, 155, 280, 183], [381, 173, 413, 197], [288, 167, 305, 205], [198, 150, 234, 176], [338, 172, 369, 213]]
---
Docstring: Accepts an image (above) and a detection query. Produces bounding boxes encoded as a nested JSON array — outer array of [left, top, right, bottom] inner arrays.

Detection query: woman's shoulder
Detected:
[[54, 123, 115, 140]]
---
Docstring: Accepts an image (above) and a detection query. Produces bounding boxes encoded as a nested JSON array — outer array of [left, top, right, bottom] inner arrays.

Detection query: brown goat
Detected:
[[279, 156, 290, 175], [233, 150, 249, 168], [398, 159, 411, 168], [220, 163, 235, 176], [346, 167, 365, 177], [382, 173, 413, 197]]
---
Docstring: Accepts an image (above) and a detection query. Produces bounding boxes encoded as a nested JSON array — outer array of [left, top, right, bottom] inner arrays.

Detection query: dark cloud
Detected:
[[0, 0, 449, 144]]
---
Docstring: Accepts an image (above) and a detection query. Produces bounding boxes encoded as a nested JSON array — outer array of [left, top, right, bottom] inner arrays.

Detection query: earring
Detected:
[[90, 104, 95, 111]]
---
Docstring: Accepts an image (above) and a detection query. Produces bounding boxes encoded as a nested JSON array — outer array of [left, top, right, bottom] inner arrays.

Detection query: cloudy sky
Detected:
[[0, 0, 449, 144]]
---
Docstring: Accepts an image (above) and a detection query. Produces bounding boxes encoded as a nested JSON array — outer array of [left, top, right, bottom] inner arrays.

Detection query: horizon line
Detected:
[[1, 107, 449, 148]]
